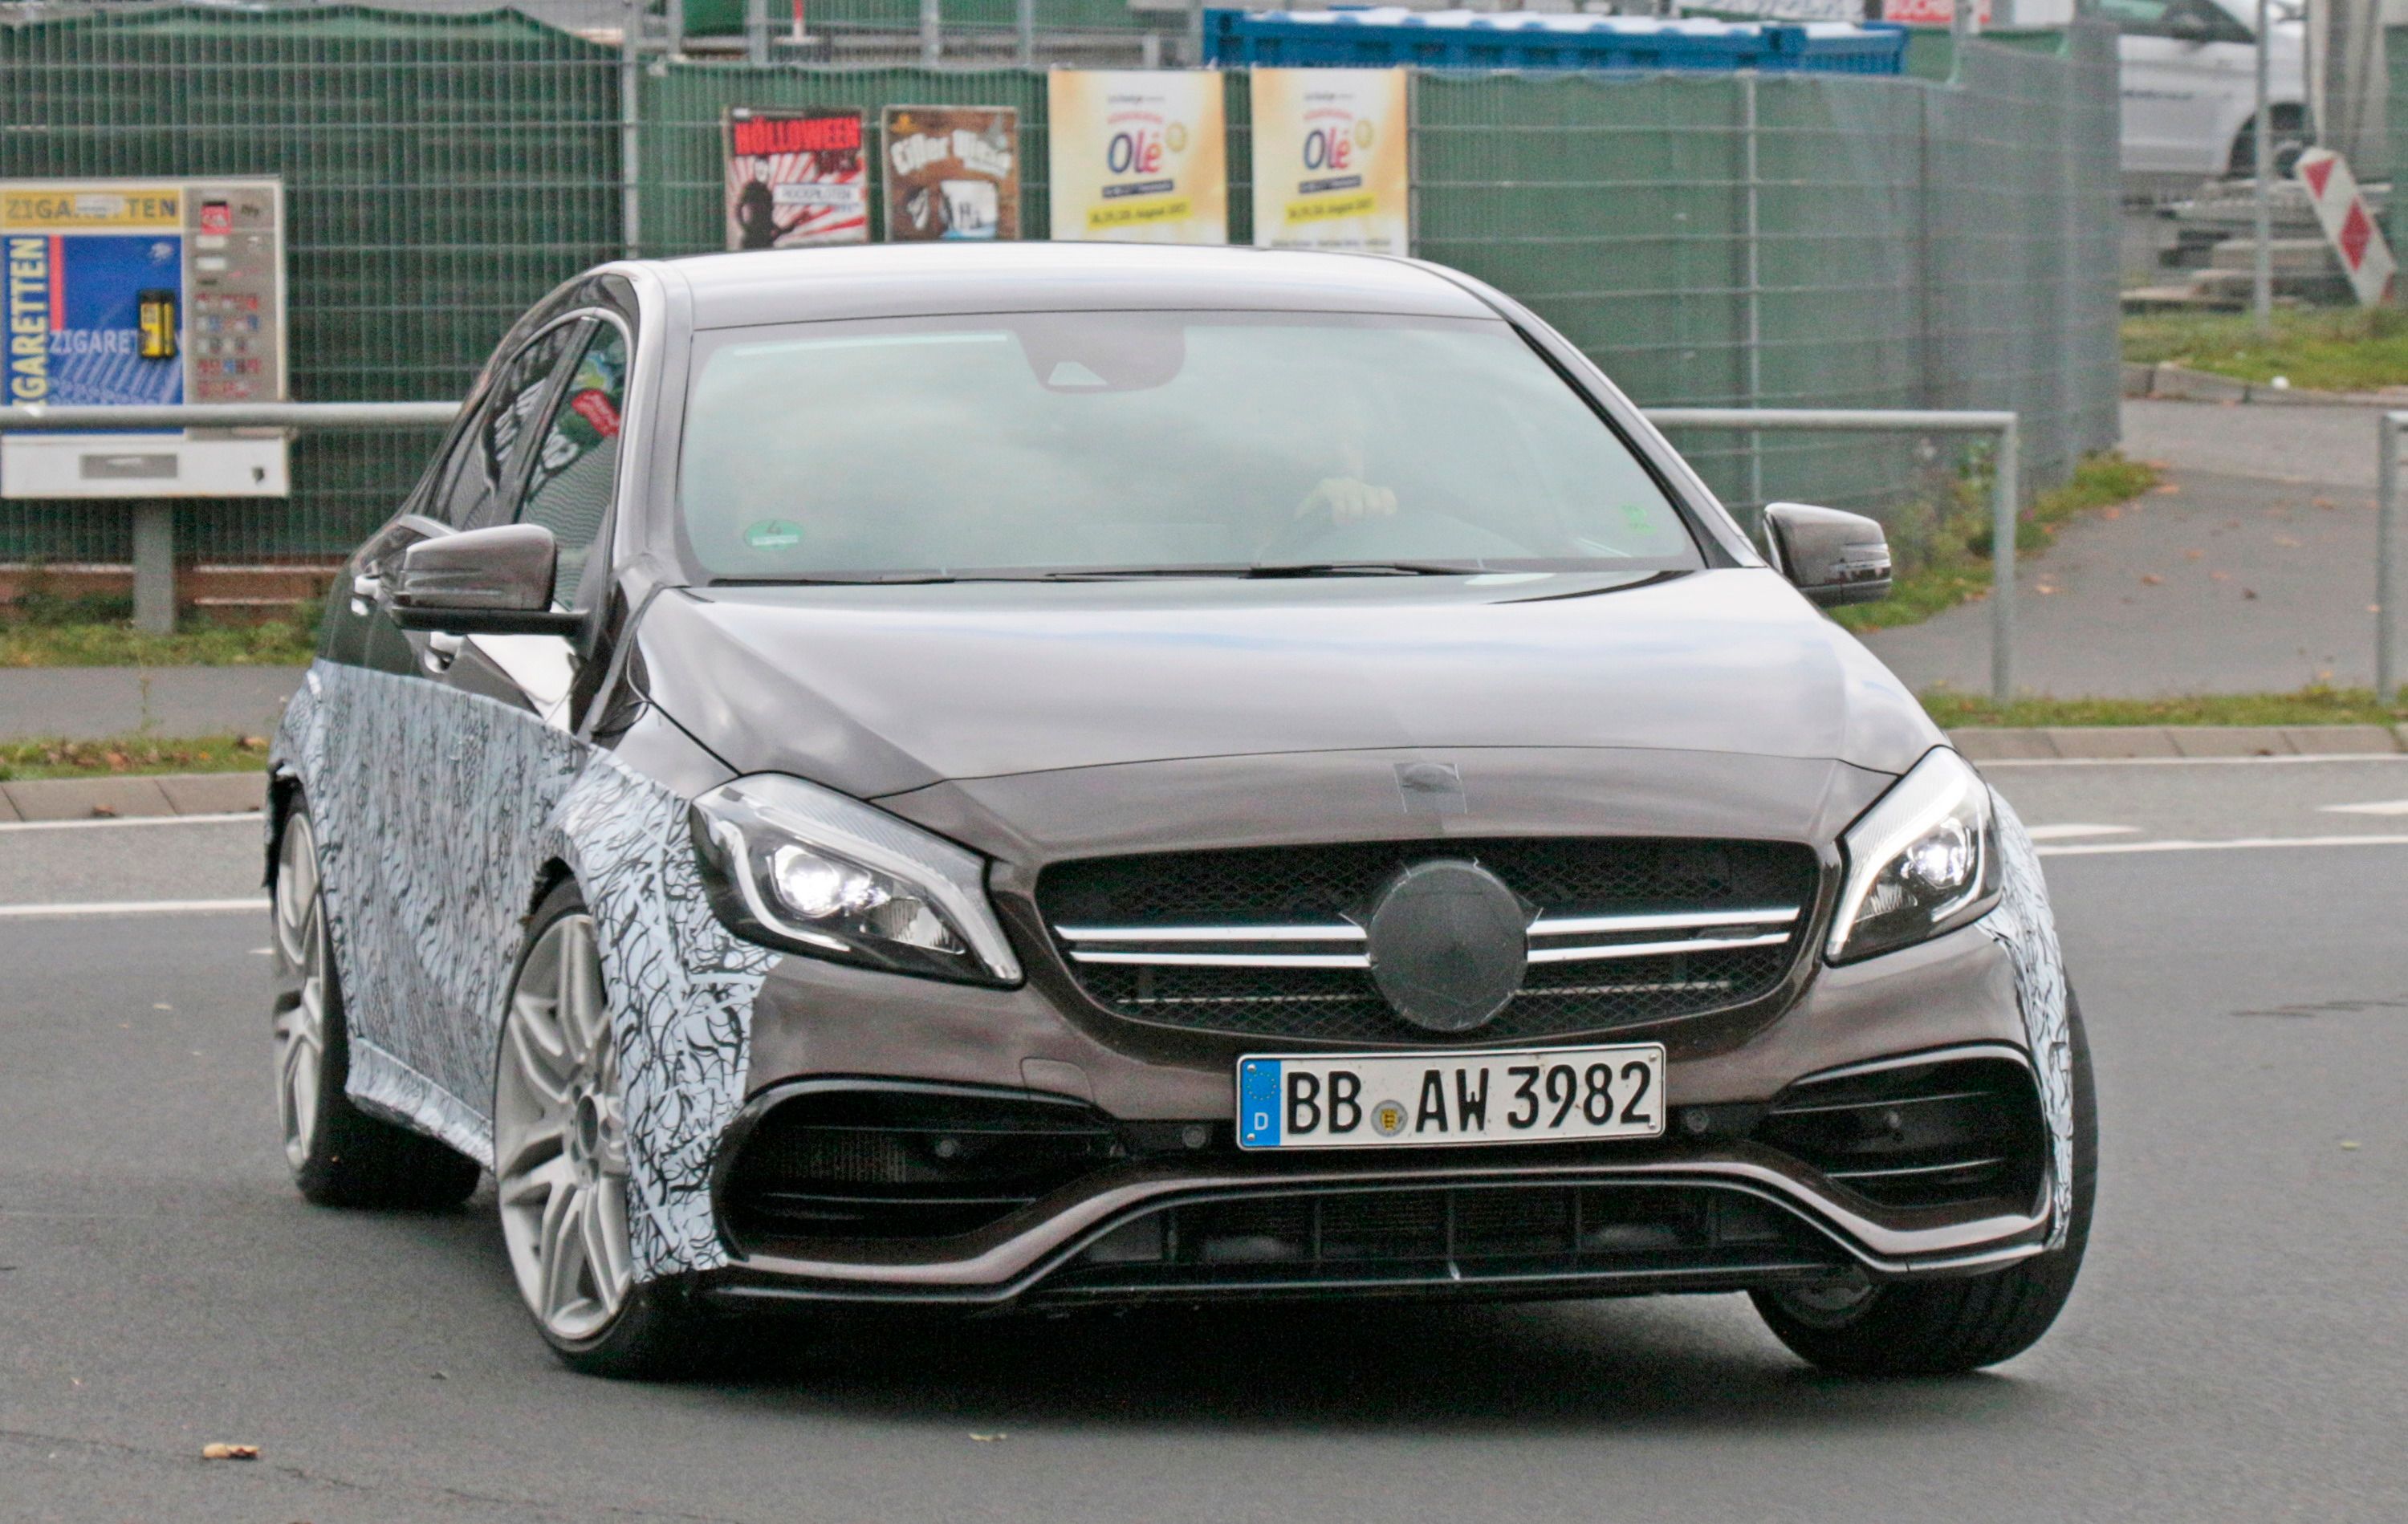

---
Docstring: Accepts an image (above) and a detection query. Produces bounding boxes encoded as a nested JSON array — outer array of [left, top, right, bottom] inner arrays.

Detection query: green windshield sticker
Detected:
[[743, 519, 804, 551]]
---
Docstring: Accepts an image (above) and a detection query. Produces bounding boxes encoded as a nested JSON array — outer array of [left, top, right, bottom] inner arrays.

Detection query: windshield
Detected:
[[676, 311, 1701, 580]]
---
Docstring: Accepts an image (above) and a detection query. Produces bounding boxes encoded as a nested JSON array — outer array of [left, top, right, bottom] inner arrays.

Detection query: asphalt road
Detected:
[[5, 758, 2407, 1522]]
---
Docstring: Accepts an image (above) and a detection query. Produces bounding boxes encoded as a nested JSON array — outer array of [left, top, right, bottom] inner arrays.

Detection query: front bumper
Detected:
[[699, 1142, 2052, 1315], [701, 916, 2051, 1311]]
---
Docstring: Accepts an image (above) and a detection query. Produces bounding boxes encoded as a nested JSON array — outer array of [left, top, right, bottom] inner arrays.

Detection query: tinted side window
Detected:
[[431, 322, 583, 530], [517, 323, 628, 608], [2095, 0, 2177, 31]]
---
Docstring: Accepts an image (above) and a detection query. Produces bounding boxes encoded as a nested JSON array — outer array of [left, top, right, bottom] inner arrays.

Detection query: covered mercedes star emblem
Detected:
[[1362, 858, 1529, 1033]]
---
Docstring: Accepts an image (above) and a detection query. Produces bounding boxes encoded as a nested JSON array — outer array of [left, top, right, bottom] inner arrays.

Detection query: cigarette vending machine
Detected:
[[2, 176, 288, 498]]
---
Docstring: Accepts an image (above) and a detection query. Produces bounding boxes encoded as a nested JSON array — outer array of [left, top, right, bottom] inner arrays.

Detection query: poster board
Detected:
[[723, 108, 869, 250], [1, 176, 289, 498], [1047, 71, 1228, 244], [883, 105, 1021, 242], [1249, 68, 1409, 256]]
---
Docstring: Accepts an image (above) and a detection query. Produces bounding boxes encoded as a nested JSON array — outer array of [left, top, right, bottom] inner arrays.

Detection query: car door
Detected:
[[315, 315, 588, 1107], [407, 309, 639, 1120], [2110, 0, 2256, 178]]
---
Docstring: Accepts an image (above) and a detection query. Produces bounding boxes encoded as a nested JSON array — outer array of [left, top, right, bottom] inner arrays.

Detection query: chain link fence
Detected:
[[0, 1, 2118, 580]]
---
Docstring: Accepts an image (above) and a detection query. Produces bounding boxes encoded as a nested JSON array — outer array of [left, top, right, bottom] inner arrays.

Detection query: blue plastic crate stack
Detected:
[[1202, 7, 1910, 74]]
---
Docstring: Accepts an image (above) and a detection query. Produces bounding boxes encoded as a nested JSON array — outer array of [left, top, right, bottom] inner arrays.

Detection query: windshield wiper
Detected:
[[709, 562, 1480, 587], [1243, 561, 1477, 578]]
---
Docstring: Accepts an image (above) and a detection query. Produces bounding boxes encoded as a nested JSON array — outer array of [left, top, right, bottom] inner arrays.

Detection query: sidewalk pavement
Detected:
[[0, 770, 266, 823], [1861, 399, 2393, 698], [0, 665, 302, 742]]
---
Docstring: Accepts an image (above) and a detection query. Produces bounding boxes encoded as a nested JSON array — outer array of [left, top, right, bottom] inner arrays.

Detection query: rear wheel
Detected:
[[272, 801, 481, 1210], [2228, 105, 2308, 181], [495, 881, 717, 1379], [1751, 994, 2097, 1376]]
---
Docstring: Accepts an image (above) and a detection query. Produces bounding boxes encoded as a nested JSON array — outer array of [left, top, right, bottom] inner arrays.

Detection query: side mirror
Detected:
[[1763, 502, 1892, 609], [383, 523, 582, 635]]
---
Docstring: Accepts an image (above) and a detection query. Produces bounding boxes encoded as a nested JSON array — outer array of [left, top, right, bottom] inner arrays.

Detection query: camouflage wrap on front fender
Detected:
[[269, 660, 771, 1280], [1979, 792, 2075, 1250]]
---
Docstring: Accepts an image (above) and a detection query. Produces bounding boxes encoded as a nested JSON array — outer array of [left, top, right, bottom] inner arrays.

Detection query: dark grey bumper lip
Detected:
[[700, 1083, 2054, 1310]]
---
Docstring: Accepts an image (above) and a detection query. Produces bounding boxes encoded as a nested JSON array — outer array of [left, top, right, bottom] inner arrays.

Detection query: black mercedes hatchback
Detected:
[[268, 244, 2093, 1379]]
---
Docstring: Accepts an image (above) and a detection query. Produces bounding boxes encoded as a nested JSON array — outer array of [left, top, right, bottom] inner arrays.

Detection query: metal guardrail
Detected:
[[1649, 408, 2022, 702], [1, 401, 2028, 697]]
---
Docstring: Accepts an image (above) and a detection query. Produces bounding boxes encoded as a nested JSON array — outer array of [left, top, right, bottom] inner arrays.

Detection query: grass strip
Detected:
[[1918, 686, 2408, 730], [2121, 307, 2408, 393], [0, 620, 318, 668], [0, 571, 322, 667], [1832, 452, 2160, 634], [0, 734, 270, 782]]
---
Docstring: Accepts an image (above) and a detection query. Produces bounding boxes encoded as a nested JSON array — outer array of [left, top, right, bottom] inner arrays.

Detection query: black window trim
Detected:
[[505, 307, 637, 612]]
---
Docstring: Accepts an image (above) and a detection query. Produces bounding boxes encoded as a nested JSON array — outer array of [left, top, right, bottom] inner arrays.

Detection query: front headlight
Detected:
[[1827, 748, 2000, 964], [690, 774, 1023, 986]]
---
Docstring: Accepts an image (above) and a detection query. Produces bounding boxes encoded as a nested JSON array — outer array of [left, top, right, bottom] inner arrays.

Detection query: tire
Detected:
[[272, 799, 482, 1211], [1751, 994, 2098, 1376], [494, 880, 720, 1380], [2228, 106, 2308, 181]]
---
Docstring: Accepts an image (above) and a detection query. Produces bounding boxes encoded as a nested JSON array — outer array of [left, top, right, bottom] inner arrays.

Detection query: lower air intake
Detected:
[[1034, 1181, 1849, 1302], [721, 1086, 1122, 1247], [1753, 1055, 2048, 1213]]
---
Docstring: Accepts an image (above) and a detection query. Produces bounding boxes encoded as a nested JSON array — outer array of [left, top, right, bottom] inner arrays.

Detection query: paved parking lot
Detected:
[[5, 756, 2406, 1522]]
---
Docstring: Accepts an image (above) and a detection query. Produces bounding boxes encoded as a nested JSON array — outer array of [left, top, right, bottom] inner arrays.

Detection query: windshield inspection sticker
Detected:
[[743, 519, 803, 551]]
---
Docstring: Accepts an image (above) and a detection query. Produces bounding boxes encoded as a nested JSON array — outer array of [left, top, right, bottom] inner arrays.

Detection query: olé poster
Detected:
[[1250, 69, 1409, 255], [882, 105, 1020, 242], [723, 107, 868, 250], [1047, 71, 1226, 244]]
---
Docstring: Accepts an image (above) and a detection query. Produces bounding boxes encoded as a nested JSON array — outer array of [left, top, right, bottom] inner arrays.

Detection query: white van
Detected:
[[2107, 0, 2306, 188]]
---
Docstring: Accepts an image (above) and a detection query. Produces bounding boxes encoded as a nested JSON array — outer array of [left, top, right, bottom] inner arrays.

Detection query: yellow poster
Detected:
[[1047, 71, 1227, 245], [0, 185, 181, 232], [1249, 69, 1409, 256]]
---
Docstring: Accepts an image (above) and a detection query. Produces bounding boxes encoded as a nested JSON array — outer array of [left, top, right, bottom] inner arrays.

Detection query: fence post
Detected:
[[2381, 413, 2402, 704], [130, 502, 176, 636], [1017, 0, 1035, 67], [746, 0, 768, 63], [1991, 417, 2020, 704], [620, 0, 643, 258], [1740, 71, 1763, 514], [921, 0, 941, 66]]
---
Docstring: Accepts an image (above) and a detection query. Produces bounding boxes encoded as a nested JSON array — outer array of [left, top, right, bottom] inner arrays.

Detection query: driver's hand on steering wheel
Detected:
[[1297, 476, 1398, 526]]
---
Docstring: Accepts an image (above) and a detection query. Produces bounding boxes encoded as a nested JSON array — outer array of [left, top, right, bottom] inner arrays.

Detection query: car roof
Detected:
[[653, 243, 1502, 329]]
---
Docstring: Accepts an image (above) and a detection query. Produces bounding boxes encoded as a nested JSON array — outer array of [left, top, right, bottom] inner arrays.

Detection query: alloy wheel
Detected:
[[272, 813, 327, 1171], [496, 912, 633, 1343]]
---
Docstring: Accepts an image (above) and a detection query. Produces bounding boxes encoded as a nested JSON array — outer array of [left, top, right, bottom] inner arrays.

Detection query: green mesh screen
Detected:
[[0, 6, 2115, 571], [0, 4, 622, 564]]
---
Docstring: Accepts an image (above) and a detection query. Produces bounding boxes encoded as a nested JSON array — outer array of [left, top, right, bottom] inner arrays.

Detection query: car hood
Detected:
[[640, 567, 1942, 799]]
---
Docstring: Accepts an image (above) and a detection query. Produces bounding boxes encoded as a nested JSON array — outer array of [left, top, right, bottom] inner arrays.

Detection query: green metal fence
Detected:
[[0, 2, 2118, 575], [0, 3, 622, 565]]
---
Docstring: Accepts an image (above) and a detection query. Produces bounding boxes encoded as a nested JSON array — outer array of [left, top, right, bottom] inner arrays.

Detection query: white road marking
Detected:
[[2320, 799, 2408, 815], [2024, 823, 2140, 840], [2038, 833, 2408, 858], [0, 898, 268, 918], [1981, 753, 2408, 769], [0, 811, 260, 834]]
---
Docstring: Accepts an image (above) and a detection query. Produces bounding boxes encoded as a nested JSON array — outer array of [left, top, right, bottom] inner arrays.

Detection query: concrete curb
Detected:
[[0, 770, 266, 823], [1950, 724, 2408, 762], [2122, 360, 2408, 410]]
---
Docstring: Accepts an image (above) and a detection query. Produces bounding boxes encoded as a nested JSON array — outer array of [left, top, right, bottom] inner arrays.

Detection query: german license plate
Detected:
[[1235, 1044, 1666, 1150]]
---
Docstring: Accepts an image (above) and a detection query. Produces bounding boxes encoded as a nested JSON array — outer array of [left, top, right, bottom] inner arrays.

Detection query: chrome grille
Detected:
[[1038, 838, 1816, 1044]]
